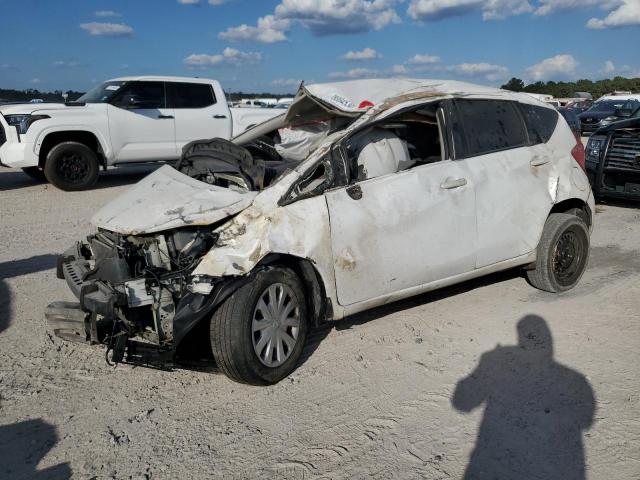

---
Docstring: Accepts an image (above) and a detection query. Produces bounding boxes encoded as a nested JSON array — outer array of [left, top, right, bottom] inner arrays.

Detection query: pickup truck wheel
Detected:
[[210, 267, 308, 385], [21, 167, 46, 181], [526, 213, 590, 293], [43, 142, 99, 191]]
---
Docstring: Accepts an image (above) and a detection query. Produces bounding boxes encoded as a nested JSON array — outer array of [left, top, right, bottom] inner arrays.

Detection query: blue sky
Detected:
[[0, 0, 639, 93]]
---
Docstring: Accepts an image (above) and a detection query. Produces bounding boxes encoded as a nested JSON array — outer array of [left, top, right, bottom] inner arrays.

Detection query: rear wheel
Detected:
[[526, 213, 590, 293], [21, 167, 46, 181], [210, 267, 308, 385], [43, 141, 99, 191]]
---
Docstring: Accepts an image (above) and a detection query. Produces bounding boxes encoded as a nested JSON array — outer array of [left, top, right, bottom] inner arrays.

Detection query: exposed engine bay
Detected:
[[47, 227, 222, 367]]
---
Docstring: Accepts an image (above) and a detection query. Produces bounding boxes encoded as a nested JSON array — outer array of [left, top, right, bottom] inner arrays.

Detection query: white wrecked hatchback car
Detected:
[[47, 79, 594, 385]]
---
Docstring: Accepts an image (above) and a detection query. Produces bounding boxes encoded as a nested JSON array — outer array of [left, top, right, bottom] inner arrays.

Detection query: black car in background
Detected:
[[558, 107, 581, 137], [579, 98, 640, 136], [586, 116, 640, 201], [566, 100, 593, 115]]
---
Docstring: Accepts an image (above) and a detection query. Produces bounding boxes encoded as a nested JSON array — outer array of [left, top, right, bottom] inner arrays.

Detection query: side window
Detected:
[[166, 82, 216, 108], [454, 100, 528, 158], [111, 81, 165, 109], [519, 104, 559, 145]]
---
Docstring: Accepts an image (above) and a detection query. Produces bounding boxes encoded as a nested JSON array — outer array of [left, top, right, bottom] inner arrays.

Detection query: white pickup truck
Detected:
[[0, 76, 282, 190]]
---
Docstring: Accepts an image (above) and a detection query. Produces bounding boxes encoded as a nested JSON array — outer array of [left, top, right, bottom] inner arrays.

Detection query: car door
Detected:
[[449, 99, 555, 268], [324, 110, 477, 307], [107, 81, 177, 163], [166, 82, 232, 151]]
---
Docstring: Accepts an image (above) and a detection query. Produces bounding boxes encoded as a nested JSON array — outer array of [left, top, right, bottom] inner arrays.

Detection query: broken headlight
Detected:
[[166, 228, 218, 270]]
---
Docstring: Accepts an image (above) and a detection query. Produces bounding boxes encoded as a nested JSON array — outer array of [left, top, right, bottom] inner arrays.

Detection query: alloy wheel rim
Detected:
[[252, 283, 300, 367]]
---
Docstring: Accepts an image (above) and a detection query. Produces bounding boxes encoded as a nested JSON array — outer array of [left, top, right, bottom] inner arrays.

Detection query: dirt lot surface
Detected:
[[1, 166, 639, 479]]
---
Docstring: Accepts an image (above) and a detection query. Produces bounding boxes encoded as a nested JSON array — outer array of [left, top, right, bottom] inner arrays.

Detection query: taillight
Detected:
[[571, 132, 586, 171]]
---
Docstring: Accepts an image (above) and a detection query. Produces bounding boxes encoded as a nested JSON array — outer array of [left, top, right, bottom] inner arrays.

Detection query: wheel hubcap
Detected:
[[57, 153, 89, 183], [252, 283, 300, 367], [552, 230, 584, 286]]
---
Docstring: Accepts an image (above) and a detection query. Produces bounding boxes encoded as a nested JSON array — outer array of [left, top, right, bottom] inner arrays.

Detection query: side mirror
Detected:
[[614, 108, 633, 118]]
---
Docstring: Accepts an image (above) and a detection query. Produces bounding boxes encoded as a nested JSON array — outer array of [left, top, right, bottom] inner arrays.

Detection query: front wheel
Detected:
[[210, 267, 308, 385], [43, 141, 99, 191], [526, 213, 590, 293]]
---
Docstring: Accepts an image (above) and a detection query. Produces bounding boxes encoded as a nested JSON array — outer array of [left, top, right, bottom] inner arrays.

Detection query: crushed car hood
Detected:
[[92, 165, 257, 235]]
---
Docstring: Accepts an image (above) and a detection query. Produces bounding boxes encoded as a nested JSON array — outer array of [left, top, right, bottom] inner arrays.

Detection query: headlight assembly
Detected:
[[4, 114, 50, 134]]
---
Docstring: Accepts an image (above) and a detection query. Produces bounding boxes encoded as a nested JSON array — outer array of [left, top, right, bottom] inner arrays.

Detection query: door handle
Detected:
[[157, 115, 174, 119], [213, 114, 227, 119], [440, 177, 467, 189], [346, 184, 363, 200], [530, 156, 550, 167]]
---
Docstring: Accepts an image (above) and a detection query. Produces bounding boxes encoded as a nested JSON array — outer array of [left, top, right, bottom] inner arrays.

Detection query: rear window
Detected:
[[519, 104, 558, 144], [454, 100, 528, 158], [166, 82, 216, 108]]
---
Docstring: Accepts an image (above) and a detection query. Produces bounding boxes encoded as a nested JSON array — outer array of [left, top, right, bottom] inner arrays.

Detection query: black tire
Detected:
[[21, 167, 46, 181], [210, 267, 308, 385], [43, 142, 99, 191], [526, 213, 590, 293]]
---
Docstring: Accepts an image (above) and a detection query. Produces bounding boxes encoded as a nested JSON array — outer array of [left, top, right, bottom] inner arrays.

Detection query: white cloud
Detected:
[[604, 60, 616, 73], [445, 62, 509, 81], [29, 78, 42, 85], [80, 22, 133, 37], [183, 47, 262, 67], [220, 0, 401, 42], [407, 53, 441, 64], [391, 64, 409, 74], [275, 0, 402, 34], [341, 47, 382, 61], [95, 10, 121, 17], [53, 60, 86, 68], [328, 68, 380, 79], [525, 54, 578, 81], [587, 0, 640, 29], [219, 15, 290, 43], [271, 78, 304, 87], [534, 0, 618, 15], [407, 0, 532, 21], [178, 0, 227, 4]]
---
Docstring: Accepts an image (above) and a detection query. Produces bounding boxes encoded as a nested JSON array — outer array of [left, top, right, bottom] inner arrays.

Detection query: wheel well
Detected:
[[257, 253, 332, 327], [550, 199, 592, 227], [38, 131, 104, 169]]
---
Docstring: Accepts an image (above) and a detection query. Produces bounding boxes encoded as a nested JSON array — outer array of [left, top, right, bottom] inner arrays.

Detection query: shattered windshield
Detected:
[[77, 81, 127, 103]]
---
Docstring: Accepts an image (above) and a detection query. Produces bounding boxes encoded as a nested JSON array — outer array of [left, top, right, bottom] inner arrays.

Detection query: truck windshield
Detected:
[[77, 81, 127, 103]]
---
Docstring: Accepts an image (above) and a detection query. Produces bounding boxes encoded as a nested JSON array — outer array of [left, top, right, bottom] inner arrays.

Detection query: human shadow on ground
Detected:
[[0, 419, 71, 479], [0, 254, 57, 334], [452, 315, 595, 480]]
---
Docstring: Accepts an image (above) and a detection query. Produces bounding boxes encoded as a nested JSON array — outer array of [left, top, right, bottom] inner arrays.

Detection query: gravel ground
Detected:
[[1, 166, 639, 479]]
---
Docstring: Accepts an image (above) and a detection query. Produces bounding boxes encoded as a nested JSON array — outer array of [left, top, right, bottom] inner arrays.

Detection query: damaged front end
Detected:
[[46, 226, 238, 368]]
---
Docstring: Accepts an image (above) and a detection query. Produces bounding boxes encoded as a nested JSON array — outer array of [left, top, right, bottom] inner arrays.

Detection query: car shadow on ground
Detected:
[[595, 197, 640, 210], [0, 165, 160, 192], [0, 254, 57, 334], [452, 314, 595, 479], [0, 419, 71, 479], [176, 269, 523, 376]]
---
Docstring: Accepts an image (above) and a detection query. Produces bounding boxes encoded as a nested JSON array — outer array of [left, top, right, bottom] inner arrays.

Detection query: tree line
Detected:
[[501, 76, 640, 99], [0, 87, 295, 104]]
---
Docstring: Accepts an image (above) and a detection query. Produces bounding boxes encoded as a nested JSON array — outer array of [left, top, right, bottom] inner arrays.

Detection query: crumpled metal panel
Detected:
[[91, 165, 257, 235]]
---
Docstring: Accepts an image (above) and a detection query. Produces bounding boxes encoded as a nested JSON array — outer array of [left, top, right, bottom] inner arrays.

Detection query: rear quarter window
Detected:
[[454, 100, 528, 158], [518, 104, 559, 144], [166, 82, 216, 109]]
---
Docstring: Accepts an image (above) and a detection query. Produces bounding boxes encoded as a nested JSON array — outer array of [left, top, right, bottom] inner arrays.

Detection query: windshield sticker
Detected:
[[105, 85, 121, 91]]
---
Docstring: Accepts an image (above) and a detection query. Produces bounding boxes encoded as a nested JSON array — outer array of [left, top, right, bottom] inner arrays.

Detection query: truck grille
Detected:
[[604, 134, 640, 171]]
